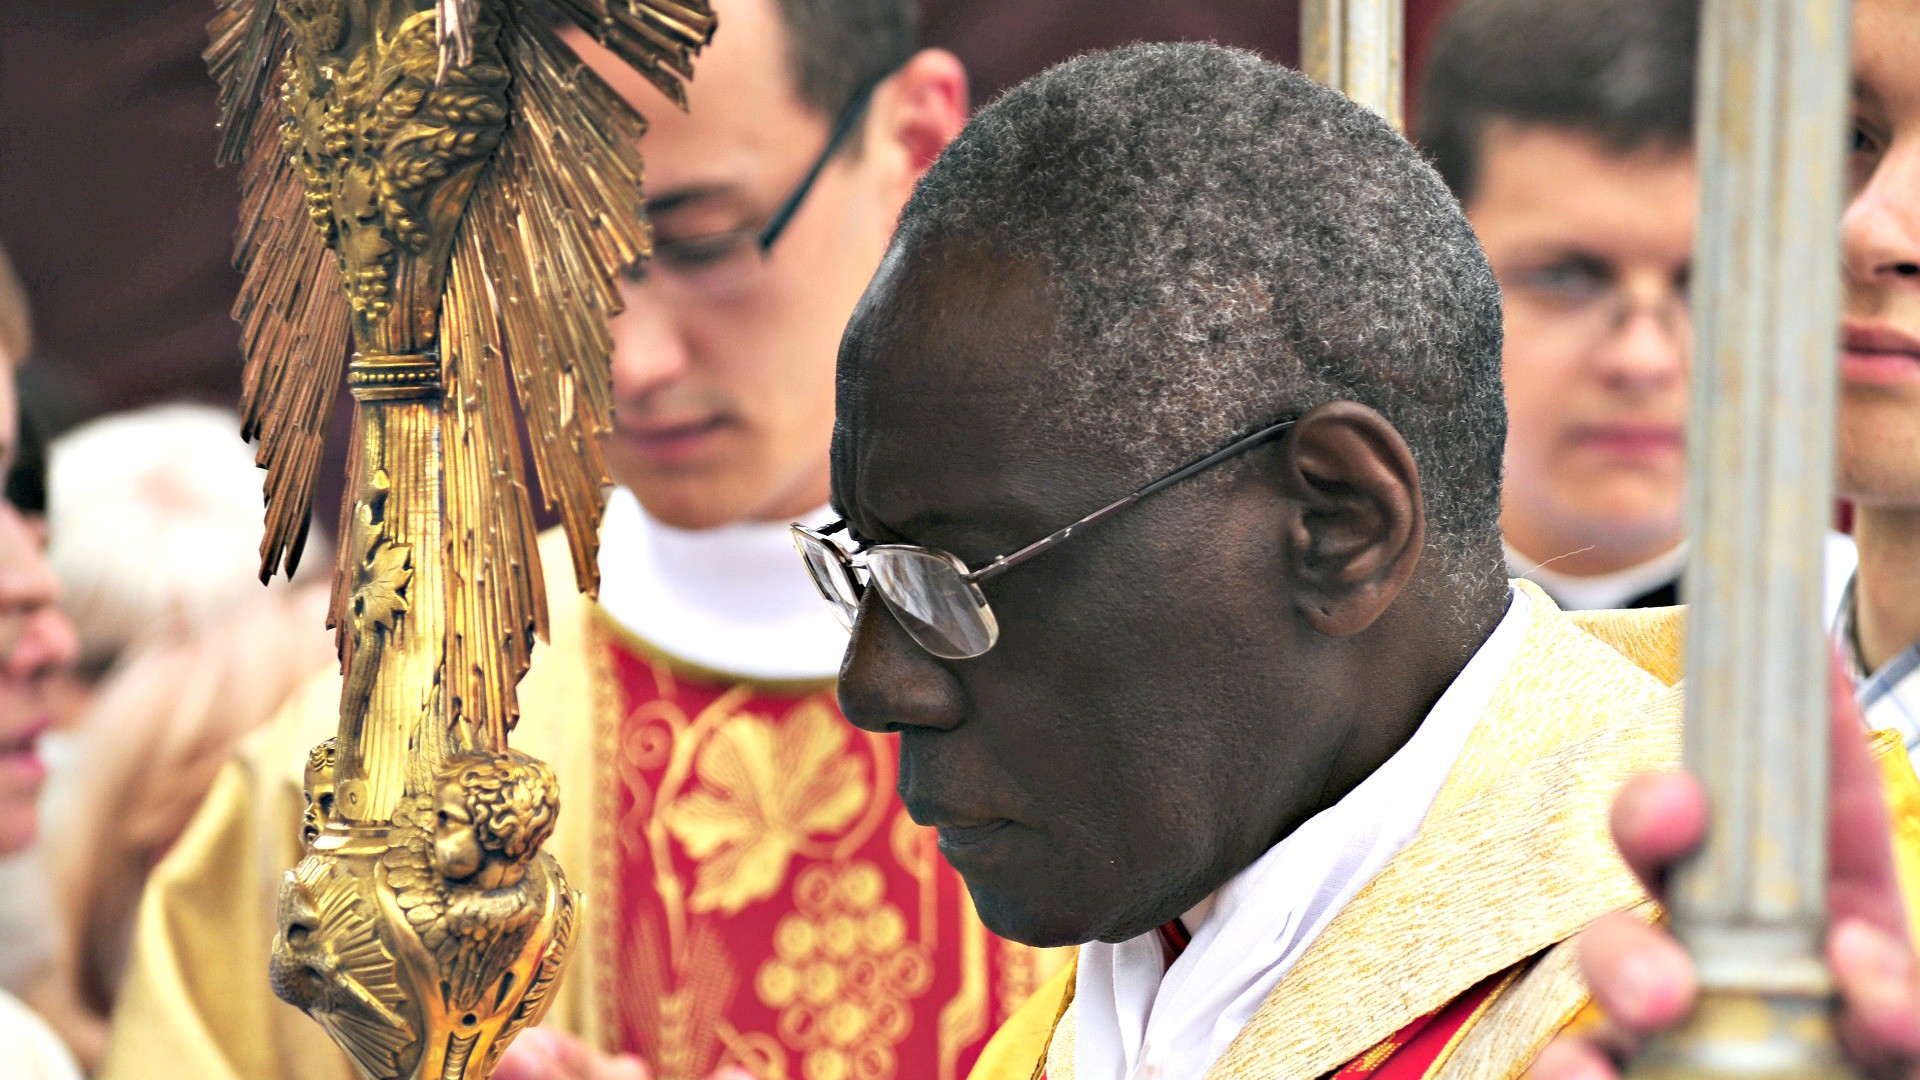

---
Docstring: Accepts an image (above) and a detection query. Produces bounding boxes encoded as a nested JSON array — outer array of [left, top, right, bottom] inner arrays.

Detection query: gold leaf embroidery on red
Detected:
[[756, 863, 934, 1080], [662, 700, 872, 914]]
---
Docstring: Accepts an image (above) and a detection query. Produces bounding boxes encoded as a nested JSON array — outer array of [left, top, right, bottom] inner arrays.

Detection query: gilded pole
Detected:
[[204, 2, 714, 1077], [1626, 0, 1854, 1075], [1300, 0, 1404, 129]]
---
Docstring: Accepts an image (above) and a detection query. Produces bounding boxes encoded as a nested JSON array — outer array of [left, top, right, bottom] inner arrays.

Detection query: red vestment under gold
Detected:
[[590, 614, 1052, 1080]]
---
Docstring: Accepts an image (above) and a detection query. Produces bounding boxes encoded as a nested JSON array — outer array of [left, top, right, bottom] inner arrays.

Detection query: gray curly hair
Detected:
[[883, 43, 1508, 585]]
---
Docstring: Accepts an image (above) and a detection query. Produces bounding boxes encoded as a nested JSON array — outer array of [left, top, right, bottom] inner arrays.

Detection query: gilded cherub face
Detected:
[[433, 779, 483, 881], [303, 739, 339, 847]]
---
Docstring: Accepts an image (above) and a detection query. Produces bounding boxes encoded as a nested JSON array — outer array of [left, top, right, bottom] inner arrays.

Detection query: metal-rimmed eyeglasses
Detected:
[[626, 70, 889, 297], [792, 418, 1298, 659]]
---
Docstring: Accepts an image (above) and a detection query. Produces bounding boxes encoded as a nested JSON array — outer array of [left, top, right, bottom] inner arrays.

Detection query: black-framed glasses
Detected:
[[634, 72, 890, 296], [792, 418, 1299, 659]]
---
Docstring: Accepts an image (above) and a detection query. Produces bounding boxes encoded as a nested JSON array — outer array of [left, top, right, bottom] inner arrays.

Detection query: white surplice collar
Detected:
[[1073, 585, 1533, 1080], [1505, 541, 1686, 612], [595, 488, 846, 681]]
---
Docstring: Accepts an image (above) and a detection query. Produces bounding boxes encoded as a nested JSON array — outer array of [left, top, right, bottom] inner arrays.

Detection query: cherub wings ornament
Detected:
[[204, 2, 713, 1076]]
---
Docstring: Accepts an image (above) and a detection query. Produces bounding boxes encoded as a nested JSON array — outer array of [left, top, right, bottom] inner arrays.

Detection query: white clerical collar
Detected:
[[1074, 585, 1533, 1080], [596, 488, 847, 680], [1506, 541, 1686, 612]]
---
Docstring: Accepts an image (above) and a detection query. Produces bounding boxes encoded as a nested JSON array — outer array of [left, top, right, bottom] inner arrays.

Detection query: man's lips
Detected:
[[1841, 322, 1920, 385], [615, 415, 730, 461], [1569, 424, 1684, 457], [0, 715, 52, 783], [905, 795, 1018, 854], [933, 819, 1014, 852]]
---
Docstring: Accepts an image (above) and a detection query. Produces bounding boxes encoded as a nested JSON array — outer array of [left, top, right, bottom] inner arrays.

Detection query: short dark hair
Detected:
[[1416, 0, 1699, 202], [890, 43, 1507, 586], [773, 0, 919, 118]]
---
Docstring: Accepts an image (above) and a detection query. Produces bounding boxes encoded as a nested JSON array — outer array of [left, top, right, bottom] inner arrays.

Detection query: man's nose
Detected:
[[836, 593, 967, 734], [609, 278, 693, 401], [1598, 306, 1688, 391], [1593, 273, 1688, 392], [1843, 145, 1920, 286], [7, 605, 77, 681]]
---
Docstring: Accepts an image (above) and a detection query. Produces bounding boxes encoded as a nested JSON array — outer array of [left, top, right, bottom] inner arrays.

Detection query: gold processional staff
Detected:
[[206, 2, 712, 1077], [1631, 0, 1855, 1073], [1305, 0, 1859, 1074]]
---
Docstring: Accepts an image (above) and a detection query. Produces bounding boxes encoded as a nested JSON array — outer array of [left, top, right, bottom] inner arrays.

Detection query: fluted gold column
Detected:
[[1300, 0, 1404, 129], [1628, 0, 1855, 1075]]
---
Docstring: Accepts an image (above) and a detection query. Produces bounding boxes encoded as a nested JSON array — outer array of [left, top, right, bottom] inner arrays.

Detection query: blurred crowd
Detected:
[[0, 0, 1914, 1078]]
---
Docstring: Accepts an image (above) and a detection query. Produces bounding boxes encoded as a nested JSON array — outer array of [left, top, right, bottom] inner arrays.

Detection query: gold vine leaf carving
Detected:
[[661, 701, 871, 916], [354, 535, 413, 633]]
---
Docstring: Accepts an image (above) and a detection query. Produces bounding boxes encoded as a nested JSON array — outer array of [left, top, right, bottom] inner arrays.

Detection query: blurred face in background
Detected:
[[1467, 124, 1695, 576], [0, 354, 78, 854], [572, 0, 966, 530], [1840, 0, 1920, 504]]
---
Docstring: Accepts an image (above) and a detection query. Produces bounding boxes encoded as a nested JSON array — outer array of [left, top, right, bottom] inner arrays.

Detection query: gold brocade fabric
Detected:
[[971, 583, 1683, 1080], [972, 588, 1920, 1080], [100, 530, 1058, 1080]]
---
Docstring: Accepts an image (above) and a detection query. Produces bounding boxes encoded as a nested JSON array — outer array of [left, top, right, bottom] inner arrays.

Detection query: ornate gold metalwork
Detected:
[[207, 0, 715, 1076]]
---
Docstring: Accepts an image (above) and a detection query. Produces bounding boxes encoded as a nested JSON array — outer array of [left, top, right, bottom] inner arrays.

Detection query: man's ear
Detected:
[[1278, 401, 1425, 638], [870, 48, 969, 191]]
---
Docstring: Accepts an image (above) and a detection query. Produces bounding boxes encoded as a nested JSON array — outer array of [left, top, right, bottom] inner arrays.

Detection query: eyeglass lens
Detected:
[[795, 532, 861, 629], [792, 528, 1000, 660], [866, 549, 999, 660]]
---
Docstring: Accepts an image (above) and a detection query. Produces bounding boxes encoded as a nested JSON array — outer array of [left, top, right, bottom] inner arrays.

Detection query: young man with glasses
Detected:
[[1418, 0, 1712, 612], [802, 43, 1920, 1080], [102, 3, 1032, 1080]]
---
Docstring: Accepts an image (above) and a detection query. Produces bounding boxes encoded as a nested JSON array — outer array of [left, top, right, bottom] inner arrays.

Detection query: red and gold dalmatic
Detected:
[[588, 613, 1054, 1080]]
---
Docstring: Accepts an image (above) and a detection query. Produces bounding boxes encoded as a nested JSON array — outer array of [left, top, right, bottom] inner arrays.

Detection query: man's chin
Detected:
[[963, 868, 1171, 949], [617, 473, 763, 532], [967, 882, 1098, 949], [0, 802, 36, 858]]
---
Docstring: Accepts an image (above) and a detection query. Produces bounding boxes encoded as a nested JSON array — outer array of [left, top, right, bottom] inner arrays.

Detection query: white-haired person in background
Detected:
[[0, 241, 85, 1080], [15, 403, 336, 1069]]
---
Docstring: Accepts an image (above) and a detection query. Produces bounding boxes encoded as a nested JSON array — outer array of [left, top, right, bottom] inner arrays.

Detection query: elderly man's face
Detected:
[[1466, 125, 1695, 575], [1839, 0, 1920, 504], [829, 248, 1361, 947], [0, 362, 76, 856], [568, 0, 937, 530]]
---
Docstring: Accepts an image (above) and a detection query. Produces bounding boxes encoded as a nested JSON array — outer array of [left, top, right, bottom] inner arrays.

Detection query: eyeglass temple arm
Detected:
[[756, 73, 890, 253], [967, 418, 1298, 584]]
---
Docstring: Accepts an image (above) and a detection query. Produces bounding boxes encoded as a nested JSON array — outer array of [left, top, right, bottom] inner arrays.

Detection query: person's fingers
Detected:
[[1579, 912, 1698, 1034], [709, 1069, 759, 1080], [1610, 772, 1707, 893], [1826, 653, 1910, 944], [1831, 918, 1920, 1076], [546, 1029, 595, 1074], [1525, 1034, 1619, 1080], [594, 1055, 650, 1080], [493, 1029, 563, 1080], [491, 1030, 654, 1080]]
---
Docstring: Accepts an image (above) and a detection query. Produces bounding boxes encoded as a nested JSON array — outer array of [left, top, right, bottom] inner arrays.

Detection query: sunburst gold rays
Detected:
[[434, 11, 656, 743], [458, 12, 651, 582], [443, 0, 716, 103], [443, 246, 543, 747], [206, 0, 284, 167], [231, 68, 354, 584], [541, 0, 718, 108]]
